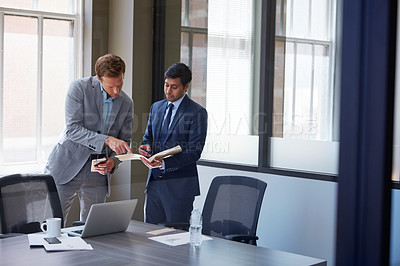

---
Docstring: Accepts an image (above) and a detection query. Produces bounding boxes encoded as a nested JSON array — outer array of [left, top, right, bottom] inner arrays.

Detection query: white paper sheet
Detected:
[[149, 232, 212, 246], [28, 232, 68, 246], [43, 236, 93, 251], [28, 232, 92, 251], [146, 227, 176, 236]]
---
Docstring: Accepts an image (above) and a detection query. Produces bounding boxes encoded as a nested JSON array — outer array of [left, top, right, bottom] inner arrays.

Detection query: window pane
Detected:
[[3, 15, 38, 163], [181, 0, 207, 28], [273, 39, 285, 137], [289, 0, 310, 38], [270, 0, 338, 173], [181, 0, 249, 164], [0, 0, 76, 14], [313, 44, 332, 140], [288, 43, 313, 139], [286, 0, 330, 41], [201, 0, 258, 165], [180, 31, 189, 64], [276, 42, 333, 141], [310, 0, 329, 40], [190, 33, 207, 107], [276, 0, 286, 36], [42, 19, 75, 161]]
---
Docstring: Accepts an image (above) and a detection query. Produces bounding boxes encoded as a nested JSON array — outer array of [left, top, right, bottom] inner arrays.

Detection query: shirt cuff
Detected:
[[159, 160, 165, 172]]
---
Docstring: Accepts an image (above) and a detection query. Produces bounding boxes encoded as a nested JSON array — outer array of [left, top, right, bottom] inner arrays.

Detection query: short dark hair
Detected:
[[95, 53, 126, 79], [164, 63, 192, 87]]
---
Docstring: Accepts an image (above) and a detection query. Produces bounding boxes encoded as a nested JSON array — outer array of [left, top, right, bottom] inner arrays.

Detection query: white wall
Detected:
[[196, 165, 337, 266]]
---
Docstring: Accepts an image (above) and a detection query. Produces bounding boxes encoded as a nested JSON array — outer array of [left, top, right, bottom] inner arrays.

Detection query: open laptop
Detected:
[[62, 199, 138, 238]]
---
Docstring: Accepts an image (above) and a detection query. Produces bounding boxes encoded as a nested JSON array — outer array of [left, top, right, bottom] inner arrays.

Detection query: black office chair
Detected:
[[0, 173, 64, 237], [163, 175, 267, 245], [201, 175, 267, 245]]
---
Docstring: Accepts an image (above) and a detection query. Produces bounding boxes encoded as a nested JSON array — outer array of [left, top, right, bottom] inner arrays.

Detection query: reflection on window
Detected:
[[0, 3, 80, 174], [270, 0, 338, 174], [181, 0, 207, 28], [3, 15, 38, 163], [42, 19, 75, 159], [274, 0, 334, 141], [181, 0, 258, 165], [180, 0, 207, 107]]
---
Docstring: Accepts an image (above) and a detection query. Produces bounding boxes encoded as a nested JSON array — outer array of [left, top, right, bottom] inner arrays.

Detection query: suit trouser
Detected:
[[56, 160, 107, 225], [145, 176, 194, 224]]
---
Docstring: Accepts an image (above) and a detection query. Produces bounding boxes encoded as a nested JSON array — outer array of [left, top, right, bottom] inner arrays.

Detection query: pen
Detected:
[[140, 147, 152, 156]]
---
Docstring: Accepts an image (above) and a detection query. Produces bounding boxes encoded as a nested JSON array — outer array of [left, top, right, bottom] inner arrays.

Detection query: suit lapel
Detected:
[[92, 77, 103, 118], [155, 100, 168, 143]]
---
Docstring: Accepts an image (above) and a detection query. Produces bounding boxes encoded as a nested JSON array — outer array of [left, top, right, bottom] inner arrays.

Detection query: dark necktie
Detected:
[[160, 103, 174, 144], [153, 103, 174, 178]]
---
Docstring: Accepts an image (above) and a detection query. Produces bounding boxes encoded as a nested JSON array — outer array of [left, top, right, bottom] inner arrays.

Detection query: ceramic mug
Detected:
[[41, 217, 61, 237]]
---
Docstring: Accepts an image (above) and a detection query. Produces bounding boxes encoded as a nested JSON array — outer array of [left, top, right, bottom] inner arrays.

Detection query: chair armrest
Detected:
[[159, 222, 190, 231], [224, 234, 259, 244]]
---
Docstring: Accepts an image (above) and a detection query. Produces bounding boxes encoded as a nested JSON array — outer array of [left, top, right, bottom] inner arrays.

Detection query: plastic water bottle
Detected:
[[189, 208, 202, 246]]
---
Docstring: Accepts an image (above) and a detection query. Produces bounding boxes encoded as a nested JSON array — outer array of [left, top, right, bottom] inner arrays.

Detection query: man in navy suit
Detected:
[[139, 63, 208, 224]]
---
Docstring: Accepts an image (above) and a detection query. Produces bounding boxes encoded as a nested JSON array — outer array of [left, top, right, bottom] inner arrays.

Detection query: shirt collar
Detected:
[[100, 85, 115, 102], [168, 93, 186, 109]]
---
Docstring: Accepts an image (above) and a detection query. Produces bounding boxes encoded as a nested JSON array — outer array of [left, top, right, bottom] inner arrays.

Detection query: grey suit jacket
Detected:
[[44, 76, 133, 195]]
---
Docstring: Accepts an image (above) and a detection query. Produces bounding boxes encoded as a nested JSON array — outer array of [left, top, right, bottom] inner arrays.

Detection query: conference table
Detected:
[[0, 220, 326, 266]]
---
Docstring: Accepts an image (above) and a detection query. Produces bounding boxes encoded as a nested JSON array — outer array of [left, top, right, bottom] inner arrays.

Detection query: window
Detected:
[[181, 0, 338, 175], [180, 0, 207, 108], [0, 1, 81, 175], [269, 0, 338, 174], [181, 0, 259, 166]]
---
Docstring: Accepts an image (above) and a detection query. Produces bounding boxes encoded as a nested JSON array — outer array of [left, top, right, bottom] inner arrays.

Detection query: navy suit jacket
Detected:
[[141, 95, 208, 199]]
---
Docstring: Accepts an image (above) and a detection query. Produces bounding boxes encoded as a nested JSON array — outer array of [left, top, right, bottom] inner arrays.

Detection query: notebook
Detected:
[[62, 199, 138, 238]]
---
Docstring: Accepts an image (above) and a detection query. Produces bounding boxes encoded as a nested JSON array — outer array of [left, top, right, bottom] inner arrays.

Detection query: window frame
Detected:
[[0, 4, 82, 173]]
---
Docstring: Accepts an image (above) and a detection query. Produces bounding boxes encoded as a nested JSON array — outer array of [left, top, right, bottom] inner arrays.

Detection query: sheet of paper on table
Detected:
[[148, 232, 212, 246], [146, 227, 176, 236], [28, 232, 93, 251]]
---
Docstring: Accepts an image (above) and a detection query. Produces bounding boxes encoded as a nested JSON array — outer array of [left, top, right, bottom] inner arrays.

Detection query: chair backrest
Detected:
[[0, 174, 63, 234], [202, 176, 267, 244]]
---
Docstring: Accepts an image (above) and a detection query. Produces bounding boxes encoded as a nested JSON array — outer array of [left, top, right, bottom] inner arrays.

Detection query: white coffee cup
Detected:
[[41, 217, 61, 237]]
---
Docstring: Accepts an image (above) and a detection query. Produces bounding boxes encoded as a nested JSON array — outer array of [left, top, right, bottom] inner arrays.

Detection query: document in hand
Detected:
[[116, 145, 182, 163]]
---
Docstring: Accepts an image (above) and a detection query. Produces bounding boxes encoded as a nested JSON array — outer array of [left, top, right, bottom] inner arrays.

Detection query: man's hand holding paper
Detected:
[[116, 145, 182, 169]]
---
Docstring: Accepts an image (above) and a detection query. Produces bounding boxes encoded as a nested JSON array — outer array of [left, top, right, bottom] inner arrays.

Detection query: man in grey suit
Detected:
[[139, 63, 207, 224], [44, 54, 133, 223]]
